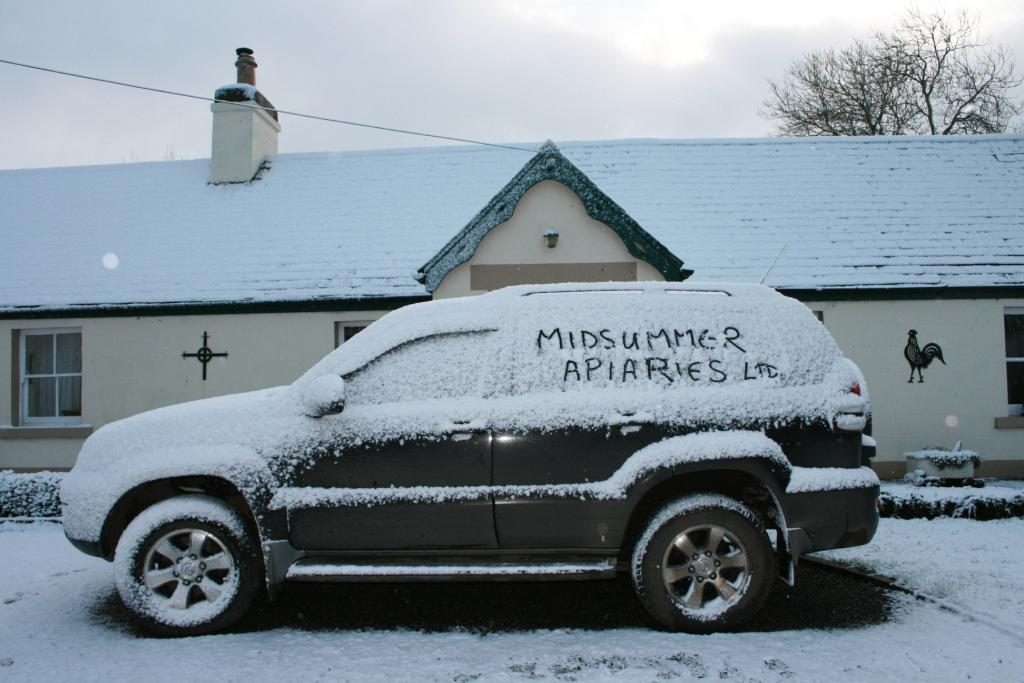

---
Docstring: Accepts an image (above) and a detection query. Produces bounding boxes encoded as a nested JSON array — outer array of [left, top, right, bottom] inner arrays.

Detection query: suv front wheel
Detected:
[[631, 493, 773, 633], [113, 494, 261, 636]]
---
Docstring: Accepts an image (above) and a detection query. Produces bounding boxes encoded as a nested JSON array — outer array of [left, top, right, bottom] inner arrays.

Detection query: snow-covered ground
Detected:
[[1, 520, 1022, 682], [822, 517, 1024, 634]]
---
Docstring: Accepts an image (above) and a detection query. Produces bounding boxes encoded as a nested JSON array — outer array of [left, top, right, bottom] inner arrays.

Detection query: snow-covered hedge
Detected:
[[0, 470, 64, 518], [879, 483, 1024, 521]]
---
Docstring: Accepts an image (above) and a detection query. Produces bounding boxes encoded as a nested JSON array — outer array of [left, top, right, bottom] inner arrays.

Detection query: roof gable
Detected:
[[415, 141, 691, 293]]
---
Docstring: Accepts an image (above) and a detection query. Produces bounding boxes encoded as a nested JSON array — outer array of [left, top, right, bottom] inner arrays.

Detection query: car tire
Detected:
[[113, 494, 261, 636], [631, 493, 773, 633]]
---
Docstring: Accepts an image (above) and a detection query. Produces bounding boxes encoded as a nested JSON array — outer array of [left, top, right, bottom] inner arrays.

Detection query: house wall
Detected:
[[0, 309, 390, 471], [805, 297, 1024, 477], [434, 180, 664, 298]]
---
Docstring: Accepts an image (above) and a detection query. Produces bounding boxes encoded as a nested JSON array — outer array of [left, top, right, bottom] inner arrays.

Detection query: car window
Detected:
[[509, 292, 836, 395], [344, 331, 498, 405]]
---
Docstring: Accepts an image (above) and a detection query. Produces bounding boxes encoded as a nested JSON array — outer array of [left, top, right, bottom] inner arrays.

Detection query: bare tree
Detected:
[[765, 40, 914, 136], [883, 9, 1022, 134], [763, 8, 1022, 136]]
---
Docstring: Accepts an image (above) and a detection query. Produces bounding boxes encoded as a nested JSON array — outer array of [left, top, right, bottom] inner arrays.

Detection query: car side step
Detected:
[[285, 558, 618, 582]]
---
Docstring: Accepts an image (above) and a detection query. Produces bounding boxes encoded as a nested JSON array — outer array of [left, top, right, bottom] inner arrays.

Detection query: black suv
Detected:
[[63, 282, 879, 635]]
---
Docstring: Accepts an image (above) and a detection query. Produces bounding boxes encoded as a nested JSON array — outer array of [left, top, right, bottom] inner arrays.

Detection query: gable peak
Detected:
[[537, 140, 561, 154]]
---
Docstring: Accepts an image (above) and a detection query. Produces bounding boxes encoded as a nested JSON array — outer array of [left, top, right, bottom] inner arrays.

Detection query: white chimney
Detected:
[[210, 47, 281, 184]]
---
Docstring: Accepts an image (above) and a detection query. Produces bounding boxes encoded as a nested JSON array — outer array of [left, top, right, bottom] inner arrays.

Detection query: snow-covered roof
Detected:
[[2, 134, 1023, 314]]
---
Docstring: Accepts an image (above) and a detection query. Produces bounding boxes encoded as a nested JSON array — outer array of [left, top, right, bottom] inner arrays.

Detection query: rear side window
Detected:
[[509, 292, 838, 395], [344, 331, 498, 405]]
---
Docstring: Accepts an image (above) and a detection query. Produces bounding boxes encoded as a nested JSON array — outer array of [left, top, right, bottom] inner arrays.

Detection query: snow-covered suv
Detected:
[[62, 282, 879, 635]]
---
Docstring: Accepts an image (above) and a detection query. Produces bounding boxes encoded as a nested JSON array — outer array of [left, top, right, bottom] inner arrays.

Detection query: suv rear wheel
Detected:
[[113, 494, 261, 636], [631, 493, 773, 633]]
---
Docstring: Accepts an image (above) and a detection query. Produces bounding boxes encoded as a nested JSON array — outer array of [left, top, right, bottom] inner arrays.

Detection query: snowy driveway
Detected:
[[1, 520, 1023, 682]]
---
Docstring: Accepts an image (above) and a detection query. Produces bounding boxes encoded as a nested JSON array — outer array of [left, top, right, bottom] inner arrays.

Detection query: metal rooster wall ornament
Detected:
[[904, 329, 945, 383]]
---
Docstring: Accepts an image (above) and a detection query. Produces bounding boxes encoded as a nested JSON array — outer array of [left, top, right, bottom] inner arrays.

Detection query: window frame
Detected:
[[19, 327, 82, 427], [1006, 308, 1024, 416], [334, 320, 375, 349]]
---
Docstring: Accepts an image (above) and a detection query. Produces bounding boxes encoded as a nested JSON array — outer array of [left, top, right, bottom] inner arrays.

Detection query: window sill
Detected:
[[994, 416, 1024, 429], [0, 426, 93, 439]]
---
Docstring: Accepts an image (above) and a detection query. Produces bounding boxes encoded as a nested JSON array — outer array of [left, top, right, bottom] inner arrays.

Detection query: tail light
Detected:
[[833, 383, 866, 432]]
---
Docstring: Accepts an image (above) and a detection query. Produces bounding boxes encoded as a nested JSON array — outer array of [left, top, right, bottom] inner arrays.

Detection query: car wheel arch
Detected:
[[619, 463, 788, 566], [99, 476, 265, 567]]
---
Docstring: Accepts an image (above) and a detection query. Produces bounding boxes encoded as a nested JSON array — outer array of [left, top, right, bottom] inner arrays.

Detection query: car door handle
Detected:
[[438, 418, 485, 436], [611, 411, 646, 435], [612, 410, 651, 423]]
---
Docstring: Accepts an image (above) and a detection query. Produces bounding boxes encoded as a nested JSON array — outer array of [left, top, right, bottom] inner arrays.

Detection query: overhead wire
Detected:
[[0, 57, 538, 154]]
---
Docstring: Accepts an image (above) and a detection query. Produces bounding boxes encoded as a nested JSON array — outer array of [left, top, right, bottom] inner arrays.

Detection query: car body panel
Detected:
[[289, 427, 495, 550]]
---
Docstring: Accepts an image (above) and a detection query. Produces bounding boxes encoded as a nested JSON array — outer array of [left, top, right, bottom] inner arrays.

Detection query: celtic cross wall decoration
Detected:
[[182, 331, 228, 380]]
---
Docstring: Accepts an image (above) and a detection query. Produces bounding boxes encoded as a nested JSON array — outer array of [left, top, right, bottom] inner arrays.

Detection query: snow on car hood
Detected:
[[62, 386, 303, 541], [70, 387, 291, 473]]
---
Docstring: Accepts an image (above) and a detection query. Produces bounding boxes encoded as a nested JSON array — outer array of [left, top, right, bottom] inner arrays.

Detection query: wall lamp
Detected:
[[543, 227, 559, 248]]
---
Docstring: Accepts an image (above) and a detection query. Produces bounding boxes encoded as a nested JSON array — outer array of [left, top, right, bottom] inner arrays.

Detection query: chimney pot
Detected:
[[235, 47, 257, 85]]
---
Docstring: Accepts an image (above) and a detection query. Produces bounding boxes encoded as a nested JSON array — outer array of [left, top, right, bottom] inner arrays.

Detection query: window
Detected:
[[21, 329, 81, 425], [1006, 309, 1024, 416], [334, 321, 372, 348], [345, 331, 495, 405]]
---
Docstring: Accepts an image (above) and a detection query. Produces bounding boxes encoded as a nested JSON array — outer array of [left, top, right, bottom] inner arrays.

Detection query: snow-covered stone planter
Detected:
[[905, 443, 981, 485], [0, 470, 64, 518]]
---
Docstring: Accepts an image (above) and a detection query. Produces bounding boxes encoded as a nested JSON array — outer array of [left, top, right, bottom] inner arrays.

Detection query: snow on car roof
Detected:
[[3, 134, 1022, 313], [485, 280, 764, 297], [296, 281, 847, 400], [303, 280, 779, 377]]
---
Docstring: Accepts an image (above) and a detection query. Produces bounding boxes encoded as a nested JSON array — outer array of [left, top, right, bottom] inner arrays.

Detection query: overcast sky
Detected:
[[1, 0, 1022, 170]]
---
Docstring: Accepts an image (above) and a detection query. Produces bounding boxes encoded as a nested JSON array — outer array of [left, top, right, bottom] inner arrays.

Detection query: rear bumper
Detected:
[[781, 485, 879, 559]]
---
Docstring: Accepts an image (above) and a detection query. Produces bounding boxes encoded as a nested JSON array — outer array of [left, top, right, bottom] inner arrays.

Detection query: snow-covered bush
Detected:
[[0, 470, 64, 518], [879, 484, 1024, 520]]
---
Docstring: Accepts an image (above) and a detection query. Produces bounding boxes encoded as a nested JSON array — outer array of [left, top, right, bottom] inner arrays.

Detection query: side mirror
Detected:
[[303, 374, 347, 418]]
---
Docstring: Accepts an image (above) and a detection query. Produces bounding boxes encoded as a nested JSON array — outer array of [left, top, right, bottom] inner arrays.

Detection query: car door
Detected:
[[287, 330, 499, 551], [492, 417, 665, 550], [491, 291, 670, 549]]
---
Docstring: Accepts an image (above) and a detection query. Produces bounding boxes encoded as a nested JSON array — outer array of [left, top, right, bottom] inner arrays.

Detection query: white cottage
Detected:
[[2, 49, 1023, 477]]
